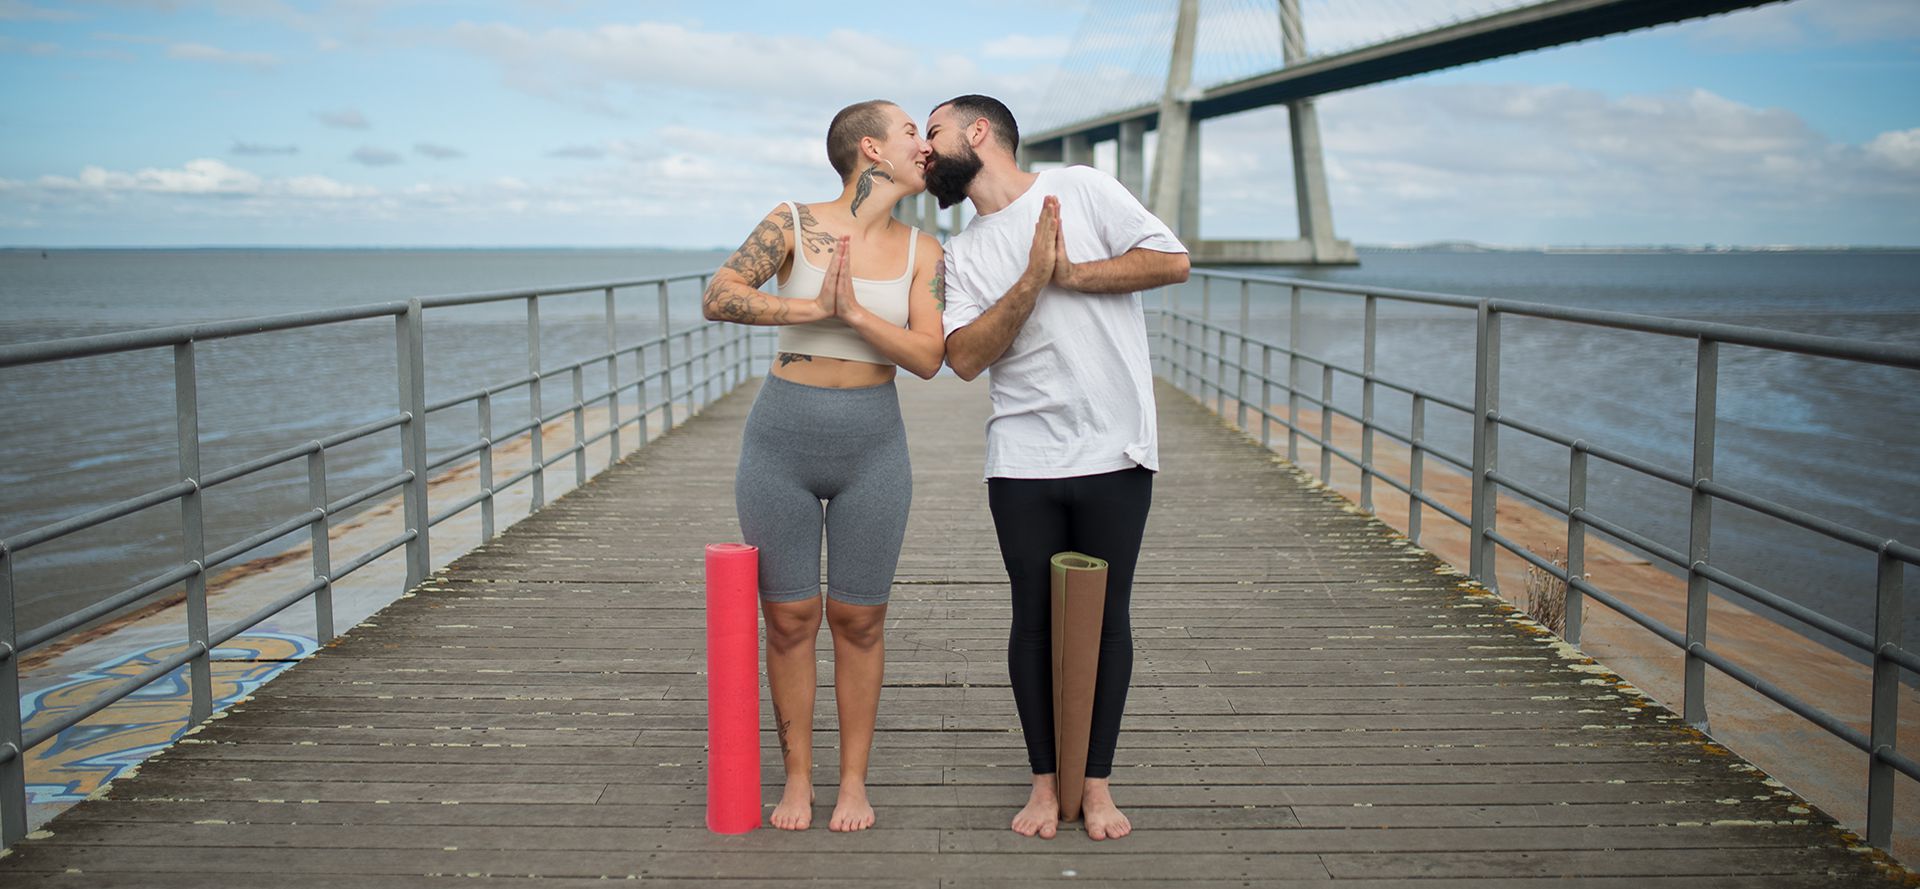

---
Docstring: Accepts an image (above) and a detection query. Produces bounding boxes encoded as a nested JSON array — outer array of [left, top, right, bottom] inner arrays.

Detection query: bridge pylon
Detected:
[[1023, 0, 1357, 266]]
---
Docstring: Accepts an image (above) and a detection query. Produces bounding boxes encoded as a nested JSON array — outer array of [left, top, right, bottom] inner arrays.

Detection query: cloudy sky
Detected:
[[1, 0, 1915, 247]]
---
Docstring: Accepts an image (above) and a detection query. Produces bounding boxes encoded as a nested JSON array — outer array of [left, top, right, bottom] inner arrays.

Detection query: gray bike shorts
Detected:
[[734, 374, 911, 607]]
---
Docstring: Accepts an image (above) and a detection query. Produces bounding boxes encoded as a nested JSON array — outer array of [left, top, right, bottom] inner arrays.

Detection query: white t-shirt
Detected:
[[942, 165, 1187, 480]]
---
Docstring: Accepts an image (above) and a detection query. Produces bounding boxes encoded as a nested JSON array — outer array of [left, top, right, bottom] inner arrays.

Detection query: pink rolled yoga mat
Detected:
[[705, 542, 762, 834]]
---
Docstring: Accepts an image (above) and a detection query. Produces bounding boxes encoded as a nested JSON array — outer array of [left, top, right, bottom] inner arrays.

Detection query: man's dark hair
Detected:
[[934, 94, 1018, 154], [827, 99, 898, 181]]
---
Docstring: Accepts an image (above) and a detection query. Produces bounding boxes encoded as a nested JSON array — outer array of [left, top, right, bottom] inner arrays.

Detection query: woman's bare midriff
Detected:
[[770, 353, 897, 388]]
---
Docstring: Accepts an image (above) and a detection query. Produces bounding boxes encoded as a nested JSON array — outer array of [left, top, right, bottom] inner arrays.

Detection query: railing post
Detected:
[[1468, 301, 1500, 591], [1868, 549, 1905, 850], [605, 287, 622, 465], [174, 341, 213, 724], [1319, 365, 1334, 482], [0, 544, 26, 848], [1237, 280, 1251, 430], [1360, 294, 1377, 513], [1194, 278, 1209, 395], [398, 300, 432, 587], [1260, 344, 1273, 449], [636, 344, 652, 446], [658, 282, 675, 431], [1288, 285, 1302, 462], [683, 330, 697, 418], [1684, 337, 1718, 732], [572, 364, 587, 486], [1152, 286, 1167, 376], [478, 391, 496, 541], [525, 296, 546, 511], [306, 447, 334, 642], [1565, 443, 1588, 644], [701, 313, 714, 408], [1409, 394, 1426, 544]]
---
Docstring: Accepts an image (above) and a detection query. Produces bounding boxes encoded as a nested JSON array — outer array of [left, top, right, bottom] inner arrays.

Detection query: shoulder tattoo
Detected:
[[793, 204, 838, 256]]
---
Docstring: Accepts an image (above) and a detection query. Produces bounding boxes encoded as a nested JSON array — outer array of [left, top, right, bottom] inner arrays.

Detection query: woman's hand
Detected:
[[834, 237, 870, 323], [814, 235, 851, 319]]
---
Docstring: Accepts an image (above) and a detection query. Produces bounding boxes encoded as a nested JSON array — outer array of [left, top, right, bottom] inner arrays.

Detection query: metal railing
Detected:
[[1155, 267, 1920, 850], [0, 271, 767, 847]]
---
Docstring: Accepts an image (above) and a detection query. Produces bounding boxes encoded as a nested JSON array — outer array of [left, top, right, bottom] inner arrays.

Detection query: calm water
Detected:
[[2, 248, 1916, 656]]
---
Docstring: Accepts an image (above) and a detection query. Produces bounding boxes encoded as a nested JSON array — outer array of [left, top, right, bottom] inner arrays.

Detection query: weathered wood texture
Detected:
[[1, 376, 1907, 886]]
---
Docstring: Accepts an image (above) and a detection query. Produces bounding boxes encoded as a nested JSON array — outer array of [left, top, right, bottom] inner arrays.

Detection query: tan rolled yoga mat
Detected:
[[1050, 551, 1108, 823]]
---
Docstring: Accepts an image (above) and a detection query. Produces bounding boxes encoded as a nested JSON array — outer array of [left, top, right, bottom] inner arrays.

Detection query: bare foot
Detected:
[[1011, 773, 1059, 839], [770, 779, 814, 830], [1081, 778, 1131, 840], [829, 781, 876, 832]]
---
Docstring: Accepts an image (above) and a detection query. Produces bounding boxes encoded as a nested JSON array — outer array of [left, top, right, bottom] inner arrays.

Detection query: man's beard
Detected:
[[924, 142, 983, 210]]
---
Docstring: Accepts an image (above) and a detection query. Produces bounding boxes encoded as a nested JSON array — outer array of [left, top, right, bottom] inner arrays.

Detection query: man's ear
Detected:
[[969, 119, 988, 150]]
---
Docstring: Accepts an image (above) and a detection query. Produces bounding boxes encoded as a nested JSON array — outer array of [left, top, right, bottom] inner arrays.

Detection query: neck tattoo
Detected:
[[850, 163, 893, 218]]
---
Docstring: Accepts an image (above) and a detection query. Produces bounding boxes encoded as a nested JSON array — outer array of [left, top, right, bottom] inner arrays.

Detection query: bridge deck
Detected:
[[0, 377, 1901, 887]]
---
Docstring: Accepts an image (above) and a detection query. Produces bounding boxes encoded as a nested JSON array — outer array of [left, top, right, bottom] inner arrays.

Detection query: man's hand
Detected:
[[1024, 195, 1059, 288], [1050, 198, 1079, 290]]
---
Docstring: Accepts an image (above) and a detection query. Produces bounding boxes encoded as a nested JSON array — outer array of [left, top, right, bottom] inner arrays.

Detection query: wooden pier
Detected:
[[0, 376, 1904, 887]]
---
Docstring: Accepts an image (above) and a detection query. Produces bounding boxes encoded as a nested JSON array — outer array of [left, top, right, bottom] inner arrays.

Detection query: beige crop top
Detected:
[[775, 201, 917, 366]]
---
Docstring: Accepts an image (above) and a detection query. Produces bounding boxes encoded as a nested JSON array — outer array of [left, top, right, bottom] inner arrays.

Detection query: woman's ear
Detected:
[[860, 135, 883, 166]]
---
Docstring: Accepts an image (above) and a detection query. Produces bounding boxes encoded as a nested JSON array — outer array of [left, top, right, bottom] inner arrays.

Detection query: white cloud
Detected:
[[1687, 0, 1920, 46], [1187, 81, 1920, 245], [415, 142, 464, 160], [316, 108, 369, 130], [45, 158, 263, 195], [0, 0, 82, 21], [350, 146, 402, 166], [546, 144, 606, 160], [1865, 128, 1920, 171], [0, 35, 61, 55], [441, 20, 1012, 122], [166, 41, 278, 68], [16, 158, 376, 205], [982, 34, 1070, 60], [231, 141, 298, 156]]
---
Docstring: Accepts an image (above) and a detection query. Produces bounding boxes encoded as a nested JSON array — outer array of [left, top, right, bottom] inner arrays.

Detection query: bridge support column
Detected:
[[1118, 119, 1146, 198], [1280, 0, 1351, 264], [1064, 133, 1093, 168], [1179, 121, 1201, 241], [920, 192, 939, 234], [1147, 0, 1200, 239]]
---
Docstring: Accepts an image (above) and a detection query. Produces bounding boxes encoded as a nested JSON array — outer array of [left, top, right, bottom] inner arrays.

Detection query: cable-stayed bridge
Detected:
[[1012, 0, 1791, 265]]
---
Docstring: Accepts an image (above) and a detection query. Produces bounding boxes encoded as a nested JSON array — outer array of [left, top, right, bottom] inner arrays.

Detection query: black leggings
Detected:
[[987, 467, 1153, 779]]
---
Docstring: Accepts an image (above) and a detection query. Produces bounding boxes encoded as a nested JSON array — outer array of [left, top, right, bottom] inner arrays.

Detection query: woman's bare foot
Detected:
[[829, 781, 876, 832], [1011, 773, 1059, 838], [770, 779, 814, 830], [1081, 778, 1131, 840]]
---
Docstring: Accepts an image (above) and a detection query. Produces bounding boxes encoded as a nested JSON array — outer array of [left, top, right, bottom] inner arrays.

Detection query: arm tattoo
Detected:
[[927, 270, 946, 310], [849, 163, 892, 218], [793, 205, 838, 256], [720, 216, 786, 286], [704, 213, 795, 324], [777, 352, 814, 367]]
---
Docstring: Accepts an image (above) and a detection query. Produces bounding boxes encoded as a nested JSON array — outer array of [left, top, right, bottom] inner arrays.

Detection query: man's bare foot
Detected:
[[829, 781, 876, 832], [770, 779, 814, 830], [1011, 773, 1059, 839], [1081, 778, 1131, 840]]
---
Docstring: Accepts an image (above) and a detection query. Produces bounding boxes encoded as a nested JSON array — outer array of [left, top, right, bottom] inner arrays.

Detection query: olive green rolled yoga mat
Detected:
[[1050, 551, 1108, 823]]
